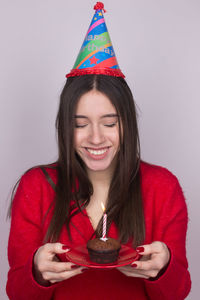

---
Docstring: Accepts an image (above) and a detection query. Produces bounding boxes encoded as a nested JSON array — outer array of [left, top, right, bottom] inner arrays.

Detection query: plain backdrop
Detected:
[[1, 0, 199, 299]]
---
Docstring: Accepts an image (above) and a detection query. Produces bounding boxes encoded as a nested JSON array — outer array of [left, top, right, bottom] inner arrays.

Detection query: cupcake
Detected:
[[87, 237, 121, 264]]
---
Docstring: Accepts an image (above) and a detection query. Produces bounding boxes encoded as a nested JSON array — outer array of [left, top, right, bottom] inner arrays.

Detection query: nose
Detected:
[[88, 124, 105, 145]]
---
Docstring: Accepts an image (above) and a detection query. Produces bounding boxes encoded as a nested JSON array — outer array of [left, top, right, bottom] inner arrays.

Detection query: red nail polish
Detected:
[[136, 246, 144, 253], [131, 263, 137, 268], [71, 265, 80, 269], [62, 245, 70, 250]]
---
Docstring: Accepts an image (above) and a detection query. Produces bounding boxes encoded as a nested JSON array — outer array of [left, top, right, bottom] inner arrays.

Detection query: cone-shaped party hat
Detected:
[[66, 2, 125, 78]]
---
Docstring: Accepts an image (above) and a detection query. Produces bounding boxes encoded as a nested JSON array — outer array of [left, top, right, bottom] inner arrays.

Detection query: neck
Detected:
[[87, 168, 112, 188], [86, 169, 111, 209]]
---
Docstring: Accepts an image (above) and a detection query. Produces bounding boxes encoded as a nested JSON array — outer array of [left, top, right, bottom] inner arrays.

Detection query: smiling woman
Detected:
[[74, 90, 120, 172], [7, 74, 191, 300], [6, 2, 191, 300], [54, 74, 143, 245]]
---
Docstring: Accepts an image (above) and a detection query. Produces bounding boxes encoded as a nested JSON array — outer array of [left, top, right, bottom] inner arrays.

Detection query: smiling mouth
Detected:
[[86, 147, 109, 156]]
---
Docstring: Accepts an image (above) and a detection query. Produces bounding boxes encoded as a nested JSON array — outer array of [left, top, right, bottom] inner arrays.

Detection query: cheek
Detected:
[[74, 131, 86, 148], [109, 130, 120, 147]]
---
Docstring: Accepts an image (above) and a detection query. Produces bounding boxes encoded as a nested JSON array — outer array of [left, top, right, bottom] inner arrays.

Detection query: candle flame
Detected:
[[101, 202, 105, 212]]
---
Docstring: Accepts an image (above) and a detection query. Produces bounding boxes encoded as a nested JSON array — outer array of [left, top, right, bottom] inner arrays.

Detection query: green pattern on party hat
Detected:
[[66, 2, 125, 78], [73, 32, 111, 69]]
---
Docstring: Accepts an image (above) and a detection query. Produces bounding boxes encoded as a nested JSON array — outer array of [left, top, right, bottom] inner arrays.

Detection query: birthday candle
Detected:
[[102, 213, 107, 238], [101, 202, 107, 239]]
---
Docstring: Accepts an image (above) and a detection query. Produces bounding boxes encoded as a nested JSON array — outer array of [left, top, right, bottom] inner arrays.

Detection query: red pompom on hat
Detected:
[[66, 2, 125, 78], [94, 2, 106, 13]]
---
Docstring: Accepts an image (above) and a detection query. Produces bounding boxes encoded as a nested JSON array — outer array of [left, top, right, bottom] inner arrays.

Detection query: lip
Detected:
[[84, 147, 110, 160], [86, 147, 110, 151]]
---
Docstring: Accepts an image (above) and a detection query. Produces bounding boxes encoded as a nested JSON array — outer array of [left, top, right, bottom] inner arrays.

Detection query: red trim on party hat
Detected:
[[66, 68, 125, 78]]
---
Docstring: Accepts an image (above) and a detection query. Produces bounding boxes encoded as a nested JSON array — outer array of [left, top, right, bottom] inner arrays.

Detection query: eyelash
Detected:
[[75, 123, 117, 128], [75, 124, 87, 128], [104, 123, 117, 127]]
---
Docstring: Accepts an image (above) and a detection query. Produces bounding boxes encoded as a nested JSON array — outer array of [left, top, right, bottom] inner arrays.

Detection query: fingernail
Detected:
[[71, 265, 80, 269], [131, 263, 137, 268], [62, 245, 70, 250], [136, 246, 144, 253], [81, 268, 88, 273]]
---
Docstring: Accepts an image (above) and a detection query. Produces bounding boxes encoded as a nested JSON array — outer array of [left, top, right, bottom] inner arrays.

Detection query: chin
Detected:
[[87, 164, 111, 172], [85, 159, 115, 173]]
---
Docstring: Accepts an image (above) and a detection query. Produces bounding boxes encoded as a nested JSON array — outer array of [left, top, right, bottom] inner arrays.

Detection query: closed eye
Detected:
[[104, 123, 117, 127], [75, 124, 88, 128]]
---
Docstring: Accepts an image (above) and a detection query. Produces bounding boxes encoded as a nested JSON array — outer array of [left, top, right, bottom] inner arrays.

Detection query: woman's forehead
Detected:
[[75, 90, 117, 116]]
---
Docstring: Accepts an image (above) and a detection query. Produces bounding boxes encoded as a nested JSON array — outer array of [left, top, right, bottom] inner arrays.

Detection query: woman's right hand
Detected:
[[33, 243, 87, 286]]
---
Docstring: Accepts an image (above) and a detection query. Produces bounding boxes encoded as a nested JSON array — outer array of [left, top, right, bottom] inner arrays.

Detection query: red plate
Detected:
[[65, 244, 140, 269]]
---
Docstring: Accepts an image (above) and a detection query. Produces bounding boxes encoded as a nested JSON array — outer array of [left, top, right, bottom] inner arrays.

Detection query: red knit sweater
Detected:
[[6, 162, 191, 300]]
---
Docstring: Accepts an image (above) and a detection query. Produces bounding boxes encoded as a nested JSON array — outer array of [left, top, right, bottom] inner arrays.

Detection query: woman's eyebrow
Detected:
[[101, 114, 119, 119], [74, 115, 88, 119], [74, 114, 119, 119]]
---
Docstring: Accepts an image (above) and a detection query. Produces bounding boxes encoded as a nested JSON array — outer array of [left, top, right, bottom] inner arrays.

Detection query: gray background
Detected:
[[1, 0, 199, 299]]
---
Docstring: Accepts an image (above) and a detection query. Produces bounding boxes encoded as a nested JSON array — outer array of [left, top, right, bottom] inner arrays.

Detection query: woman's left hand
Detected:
[[117, 241, 170, 279]]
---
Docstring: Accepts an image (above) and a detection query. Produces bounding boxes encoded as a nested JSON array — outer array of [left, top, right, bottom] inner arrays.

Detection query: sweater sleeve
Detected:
[[6, 169, 58, 300], [143, 171, 191, 300]]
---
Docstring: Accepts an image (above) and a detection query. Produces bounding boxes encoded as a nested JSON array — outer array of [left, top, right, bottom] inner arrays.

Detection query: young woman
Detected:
[[7, 75, 191, 299]]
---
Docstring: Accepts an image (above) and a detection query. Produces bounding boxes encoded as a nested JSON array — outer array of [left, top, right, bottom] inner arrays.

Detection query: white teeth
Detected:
[[87, 148, 108, 155]]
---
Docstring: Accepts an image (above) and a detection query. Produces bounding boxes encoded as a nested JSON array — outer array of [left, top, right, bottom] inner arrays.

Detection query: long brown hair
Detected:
[[8, 75, 145, 247], [45, 75, 145, 247]]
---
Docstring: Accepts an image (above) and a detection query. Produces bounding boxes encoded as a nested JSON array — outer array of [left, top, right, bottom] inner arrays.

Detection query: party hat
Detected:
[[66, 2, 125, 78]]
